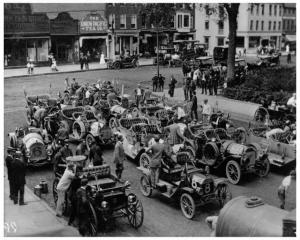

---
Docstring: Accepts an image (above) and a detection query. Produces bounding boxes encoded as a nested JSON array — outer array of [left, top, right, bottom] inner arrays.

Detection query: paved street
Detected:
[[4, 66, 295, 236]]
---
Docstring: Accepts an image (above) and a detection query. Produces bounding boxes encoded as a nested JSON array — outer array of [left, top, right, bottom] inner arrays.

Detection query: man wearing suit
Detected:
[[164, 122, 187, 145], [146, 137, 167, 188], [113, 135, 126, 180], [11, 151, 27, 205], [5, 147, 15, 200]]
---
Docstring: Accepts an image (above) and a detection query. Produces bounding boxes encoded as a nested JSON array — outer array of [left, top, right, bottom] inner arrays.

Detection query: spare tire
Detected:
[[72, 121, 86, 140], [203, 142, 220, 166]]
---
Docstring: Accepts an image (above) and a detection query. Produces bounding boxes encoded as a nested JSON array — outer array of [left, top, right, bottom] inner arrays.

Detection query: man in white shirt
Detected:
[[56, 163, 76, 217], [278, 170, 296, 209], [287, 93, 296, 113], [202, 99, 212, 123], [134, 84, 144, 107], [193, 67, 200, 87]]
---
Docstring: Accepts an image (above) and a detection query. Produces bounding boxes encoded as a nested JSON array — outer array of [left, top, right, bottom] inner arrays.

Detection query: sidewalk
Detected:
[[4, 58, 154, 78], [4, 174, 79, 237], [153, 88, 260, 122]]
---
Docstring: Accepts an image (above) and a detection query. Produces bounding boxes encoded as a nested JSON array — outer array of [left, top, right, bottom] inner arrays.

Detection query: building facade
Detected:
[[282, 3, 296, 50], [195, 3, 284, 54]]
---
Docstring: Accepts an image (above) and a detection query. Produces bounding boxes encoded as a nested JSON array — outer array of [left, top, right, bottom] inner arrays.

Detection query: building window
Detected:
[[205, 20, 209, 30], [120, 14, 126, 29], [274, 5, 277, 16], [287, 20, 290, 30], [217, 37, 224, 46], [261, 21, 264, 30], [108, 14, 115, 29], [278, 21, 281, 30], [249, 36, 260, 48], [190, 16, 194, 29], [183, 15, 189, 27], [291, 20, 294, 30], [141, 14, 146, 28], [273, 21, 276, 31], [250, 4, 254, 15], [178, 15, 182, 28], [256, 4, 259, 15], [283, 20, 285, 30], [236, 36, 245, 48], [268, 21, 272, 30], [269, 4, 272, 16], [261, 4, 264, 15], [218, 20, 224, 34], [130, 15, 137, 29], [250, 20, 253, 30], [256, 20, 259, 30], [279, 5, 282, 16], [204, 36, 210, 49]]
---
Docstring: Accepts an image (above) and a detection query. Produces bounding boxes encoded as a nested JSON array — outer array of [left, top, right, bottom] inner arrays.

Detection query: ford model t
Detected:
[[138, 152, 231, 219], [53, 156, 143, 235]]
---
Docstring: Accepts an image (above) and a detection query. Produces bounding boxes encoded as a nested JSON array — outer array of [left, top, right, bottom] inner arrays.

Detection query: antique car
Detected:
[[107, 55, 139, 69], [257, 54, 280, 67], [182, 126, 270, 184], [71, 110, 116, 149], [8, 127, 53, 167], [58, 106, 85, 134], [138, 151, 232, 219], [53, 157, 143, 235], [213, 196, 295, 237], [62, 85, 90, 107], [241, 106, 296, 167]]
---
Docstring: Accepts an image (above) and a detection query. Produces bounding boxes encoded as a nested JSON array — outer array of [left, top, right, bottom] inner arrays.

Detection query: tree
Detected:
[[200, 3, 240, 81], [139, 4, 176, 77]]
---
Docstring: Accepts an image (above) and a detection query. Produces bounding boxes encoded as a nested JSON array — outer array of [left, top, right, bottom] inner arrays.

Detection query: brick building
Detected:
[[282, 3, 296, 51]]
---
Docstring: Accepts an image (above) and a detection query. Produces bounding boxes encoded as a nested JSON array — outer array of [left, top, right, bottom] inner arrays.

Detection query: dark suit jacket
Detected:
[[5, 155, 14, 180], [11, 159, 26, 186], [149, 143, 165, 168]]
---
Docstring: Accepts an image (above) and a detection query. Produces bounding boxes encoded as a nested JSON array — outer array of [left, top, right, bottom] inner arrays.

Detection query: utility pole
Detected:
[[156, 27, 159, 77]]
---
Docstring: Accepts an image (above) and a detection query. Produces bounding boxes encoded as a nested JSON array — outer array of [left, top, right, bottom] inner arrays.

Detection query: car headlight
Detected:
[[101, 201, 108, 208]]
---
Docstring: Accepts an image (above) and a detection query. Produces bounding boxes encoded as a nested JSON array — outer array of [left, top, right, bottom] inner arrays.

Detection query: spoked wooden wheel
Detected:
[[126, 198, 144, 229], [180, 193, 196, 219], [139, 153, 151, 169], [216, 184, 232, 207], [257, 158, 270, 177], [140, 175, 152, 197], [226, 160, 241, 185], [87, 202, 98, 236]]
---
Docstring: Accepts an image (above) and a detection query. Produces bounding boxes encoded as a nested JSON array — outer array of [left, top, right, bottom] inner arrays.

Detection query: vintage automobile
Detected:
[[53, 157, 143, 235], [213, 196, 295, 237], [240, 106, 296, 167], [71, 110, 116, 149], [62, 85, 90, 107], [107, 55, 139, 69], [257, 54, 280, 67], [138, 151, 232, 219], [182, 126, 270, 184], [8, 127, 53, 167]]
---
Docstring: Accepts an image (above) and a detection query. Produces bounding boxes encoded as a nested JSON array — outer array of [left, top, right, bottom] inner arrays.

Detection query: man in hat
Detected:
[[71, 78, 79, 95], [5, 147, 16, 200], [56, 122, 69, 144], [168, 75, 177, 97], [56, 163, 76, 217], [11, 151, 27, 205], [278, 170, 296, 209], [190, 91, 198, 121], [143, 87, 152, 104], [75, 140, 89, 159], [89, 140, 103, 166], [152, 75, 158, 92], [53, 139, 73, 173], [287, 93, 296, 114], [202, 99, 212, 123], [113, 135, 126, 180]]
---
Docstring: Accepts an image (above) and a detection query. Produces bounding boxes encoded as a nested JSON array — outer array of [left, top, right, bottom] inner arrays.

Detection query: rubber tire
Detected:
[[257, 158, 270, 177], [114, 62, 121, 69], [72, 120, 86, 140], [226, 160, 242, 185], [139, 153, 151, 169], [180, 193, 196, 219], [140, 175, 152, 197], [203, 142, 220, 166], [126, 198, 144, 229], [87, 202, 98, 236], [216, 184, 232, 207], [60, 120, 70, 134]]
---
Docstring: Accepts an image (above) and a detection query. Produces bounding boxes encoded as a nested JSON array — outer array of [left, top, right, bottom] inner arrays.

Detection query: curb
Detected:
[[4, 63, 154, 79]]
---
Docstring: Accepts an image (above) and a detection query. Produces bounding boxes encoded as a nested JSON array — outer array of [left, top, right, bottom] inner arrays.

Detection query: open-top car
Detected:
[[138, 151, 231, 219], [53, 157, 143, 235], [107, 55, 139, 69], [8, 127, 54, 167], [257, 54, 280, 67]]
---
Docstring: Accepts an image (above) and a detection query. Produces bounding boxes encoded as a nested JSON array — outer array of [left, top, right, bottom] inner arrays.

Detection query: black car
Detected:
[[107, 55, 139, 69]]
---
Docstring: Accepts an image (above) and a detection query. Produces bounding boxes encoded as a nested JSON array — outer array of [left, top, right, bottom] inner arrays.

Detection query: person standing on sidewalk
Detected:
[[278, 170, 296, 209], [113, 135, 126, 181], [56, 163, 76, 217], [190, 91, 198, 121], [189, 79, 197, 101], [201, 70, 208, 95], [5, 147, 15, 201], [168, 75, 177, 97], [134, 84, 144, 107], [202, 99, 212, 123], [11, 151, 27, 205], [287, 52, 292, 64]]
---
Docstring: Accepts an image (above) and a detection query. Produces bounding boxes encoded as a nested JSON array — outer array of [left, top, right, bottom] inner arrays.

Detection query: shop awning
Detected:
[[285, 35, 296, 42]]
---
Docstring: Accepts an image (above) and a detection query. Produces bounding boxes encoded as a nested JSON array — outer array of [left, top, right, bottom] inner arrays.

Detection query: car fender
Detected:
[[134, 148, 146, 162], [180, 187, 195, 194], [214, 178, 229, 188]]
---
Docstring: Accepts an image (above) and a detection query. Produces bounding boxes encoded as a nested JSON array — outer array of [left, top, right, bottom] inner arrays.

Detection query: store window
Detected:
[[236, 37, 245, 48], [204, 36, 210, 49], [218, 20, 224, 34], [183, 15, 189, 27], [177, 14, 182, 28], [120, 14, 126, 29], [205, 20, 209, 30], [249, 36, 260, 48], [131, 15, 137, 29], [261, 21, 264, 30]]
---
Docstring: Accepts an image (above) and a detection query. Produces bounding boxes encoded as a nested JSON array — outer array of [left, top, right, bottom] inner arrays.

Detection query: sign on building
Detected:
[[80, 13, 108, 34], [50, 12, 78, 35]]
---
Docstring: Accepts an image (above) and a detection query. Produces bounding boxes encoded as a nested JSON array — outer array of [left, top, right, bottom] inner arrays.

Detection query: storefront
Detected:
[[113, 30, 139, 57], [4, 3, 50, 67], [50, 12, 79, 63], [79, 13, 108, 61]]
